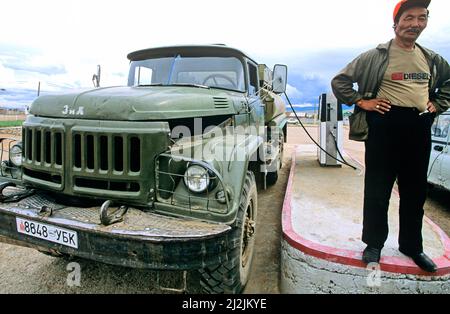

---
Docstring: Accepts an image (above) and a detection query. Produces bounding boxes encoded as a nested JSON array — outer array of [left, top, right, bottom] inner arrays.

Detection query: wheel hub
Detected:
[[242, 206, 255, 267]]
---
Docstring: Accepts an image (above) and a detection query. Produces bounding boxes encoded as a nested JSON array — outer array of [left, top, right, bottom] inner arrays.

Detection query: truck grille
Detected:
[[74, 178, 140, 192], [22, 127, 143, 193], [24, 128, 63, 166], [21, 118, 171, 206], [71, 132, 141, 193], [72, 132, 141, 173], [22, 126, 65, 188]]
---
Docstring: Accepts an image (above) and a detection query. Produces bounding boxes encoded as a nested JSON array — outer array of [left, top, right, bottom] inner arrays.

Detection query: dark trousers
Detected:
[[363, 106, 434, 255]]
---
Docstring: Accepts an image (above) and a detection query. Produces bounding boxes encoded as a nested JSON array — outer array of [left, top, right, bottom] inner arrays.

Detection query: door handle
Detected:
[[434, 145, 444, 152]]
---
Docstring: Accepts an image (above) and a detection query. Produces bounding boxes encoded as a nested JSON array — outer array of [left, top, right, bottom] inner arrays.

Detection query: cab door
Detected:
[[246, 60, 264, 137], [438, 114, 450, 191], [428, 112, 450, 189]]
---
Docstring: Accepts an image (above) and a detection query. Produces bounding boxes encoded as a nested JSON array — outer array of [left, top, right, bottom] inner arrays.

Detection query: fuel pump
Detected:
[[317, 93, 344, 167]]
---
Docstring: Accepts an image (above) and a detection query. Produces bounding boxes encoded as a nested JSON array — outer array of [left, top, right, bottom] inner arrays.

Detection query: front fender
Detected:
[[200, 133, 262, 219], [160, 133, 263, 224]]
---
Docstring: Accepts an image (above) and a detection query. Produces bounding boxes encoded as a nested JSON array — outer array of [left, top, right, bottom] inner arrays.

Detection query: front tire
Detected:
[[199, 171, 257, 294]]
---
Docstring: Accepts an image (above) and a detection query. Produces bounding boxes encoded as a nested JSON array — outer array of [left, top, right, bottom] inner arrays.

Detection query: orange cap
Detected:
[[393, 0, 431, 22]]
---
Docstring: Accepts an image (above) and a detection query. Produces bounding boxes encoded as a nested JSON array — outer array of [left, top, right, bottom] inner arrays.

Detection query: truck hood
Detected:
[[30, 86, 242, 120]]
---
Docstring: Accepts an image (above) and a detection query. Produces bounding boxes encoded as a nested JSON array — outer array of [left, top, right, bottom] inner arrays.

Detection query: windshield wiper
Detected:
[[209, 86, 242, 93], [169, 83, 210, 89]]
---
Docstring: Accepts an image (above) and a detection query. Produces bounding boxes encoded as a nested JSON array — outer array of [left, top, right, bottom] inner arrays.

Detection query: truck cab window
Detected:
[[248, 63, 258, 95], [129, 57, 245, 92], [134, 67, 153, 86]]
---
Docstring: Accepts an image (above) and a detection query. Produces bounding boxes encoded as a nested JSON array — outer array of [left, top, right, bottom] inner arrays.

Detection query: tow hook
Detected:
[[0, 182, 35, 203], [99, 200, 129, 226], [38, 205, 53, 218]]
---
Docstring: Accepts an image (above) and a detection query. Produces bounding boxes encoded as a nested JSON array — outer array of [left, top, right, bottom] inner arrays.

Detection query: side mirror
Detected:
[[272, 64, 288, 94]]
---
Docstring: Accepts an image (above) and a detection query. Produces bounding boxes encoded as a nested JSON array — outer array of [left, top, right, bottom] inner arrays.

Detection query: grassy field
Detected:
[[0, 120, 24, 128]]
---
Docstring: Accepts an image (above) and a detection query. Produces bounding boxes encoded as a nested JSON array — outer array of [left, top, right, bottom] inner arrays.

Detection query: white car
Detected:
[[428, 110, 450, 191], [287, 117, 300, 125]]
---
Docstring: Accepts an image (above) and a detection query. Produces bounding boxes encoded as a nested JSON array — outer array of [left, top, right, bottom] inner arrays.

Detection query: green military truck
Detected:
[[0, 45, 288, 293]]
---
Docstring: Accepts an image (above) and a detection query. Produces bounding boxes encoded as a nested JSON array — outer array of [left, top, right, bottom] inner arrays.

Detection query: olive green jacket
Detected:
[[331, 40, 450, 115]]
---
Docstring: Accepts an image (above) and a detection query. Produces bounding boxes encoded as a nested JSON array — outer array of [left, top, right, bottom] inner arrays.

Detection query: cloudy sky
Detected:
[[1, 0, 450, 109]]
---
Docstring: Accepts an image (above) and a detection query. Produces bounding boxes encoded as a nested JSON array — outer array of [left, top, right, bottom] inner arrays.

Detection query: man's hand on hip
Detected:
[[357, 99, 392, 114], [427, 101, 437, 113]]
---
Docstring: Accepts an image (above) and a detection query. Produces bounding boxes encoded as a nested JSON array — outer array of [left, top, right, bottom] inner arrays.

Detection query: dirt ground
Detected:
[[0, 114, 25, 122], [0, 125, 449, 294]]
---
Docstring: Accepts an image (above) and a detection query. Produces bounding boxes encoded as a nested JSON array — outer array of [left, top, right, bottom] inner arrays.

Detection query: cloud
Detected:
[[3, 62, 66, 75], [283, 38, 450, 106], [286, 84, 302, 98], [287, 70, 333, 106], [1, 0, 450, 110], [112, 72, 127, 78], [290, 104, 316, 109], [0, 62, 16, 84], [421, 29, 450, 61], [269, 46, 369, 106], [0, 88, 37, 108], [0, 45, 67, 76], [0, 44, 40, 59], [0, 43, 86, 99]]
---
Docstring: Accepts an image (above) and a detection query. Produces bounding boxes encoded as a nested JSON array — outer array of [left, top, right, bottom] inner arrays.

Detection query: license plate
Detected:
[[16, 217, 78, 249]]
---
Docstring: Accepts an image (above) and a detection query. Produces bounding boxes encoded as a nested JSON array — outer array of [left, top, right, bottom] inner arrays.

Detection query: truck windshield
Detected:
[[128, 56, 245, 92]]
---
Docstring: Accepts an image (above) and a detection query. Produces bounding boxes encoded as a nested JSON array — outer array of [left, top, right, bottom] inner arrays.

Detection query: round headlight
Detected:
[[184, 165, 210, 194], [10, 144, 22, 167]]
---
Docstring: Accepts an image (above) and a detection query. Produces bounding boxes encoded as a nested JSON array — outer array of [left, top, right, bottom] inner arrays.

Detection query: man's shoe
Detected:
[[362, 246, 381, 264], [400, 250, 438, 273]]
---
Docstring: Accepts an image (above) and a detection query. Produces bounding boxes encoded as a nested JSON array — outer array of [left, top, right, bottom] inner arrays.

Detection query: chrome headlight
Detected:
[[183, 164, 211, 194], [10, 144, 23, 167]]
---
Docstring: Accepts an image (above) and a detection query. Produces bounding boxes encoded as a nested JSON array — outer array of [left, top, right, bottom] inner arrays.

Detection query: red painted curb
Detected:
[[282, 146, 450, 276]]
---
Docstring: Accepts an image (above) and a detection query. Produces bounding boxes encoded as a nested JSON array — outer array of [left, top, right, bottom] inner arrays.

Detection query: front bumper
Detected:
[[0, 190, 231, 270]]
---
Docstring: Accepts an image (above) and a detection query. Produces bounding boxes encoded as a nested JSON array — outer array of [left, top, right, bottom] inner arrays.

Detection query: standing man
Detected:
[[332, 0, 450, 272]]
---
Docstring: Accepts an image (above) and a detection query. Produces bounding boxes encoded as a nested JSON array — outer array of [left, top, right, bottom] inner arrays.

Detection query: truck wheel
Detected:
[[266, 171, 278, 186], [199, 171, 257, 294], [266, 131, 284, 186]]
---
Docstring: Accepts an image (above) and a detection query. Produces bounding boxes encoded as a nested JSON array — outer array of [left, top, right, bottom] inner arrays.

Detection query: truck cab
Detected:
[[428, 110, 450, 191]]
